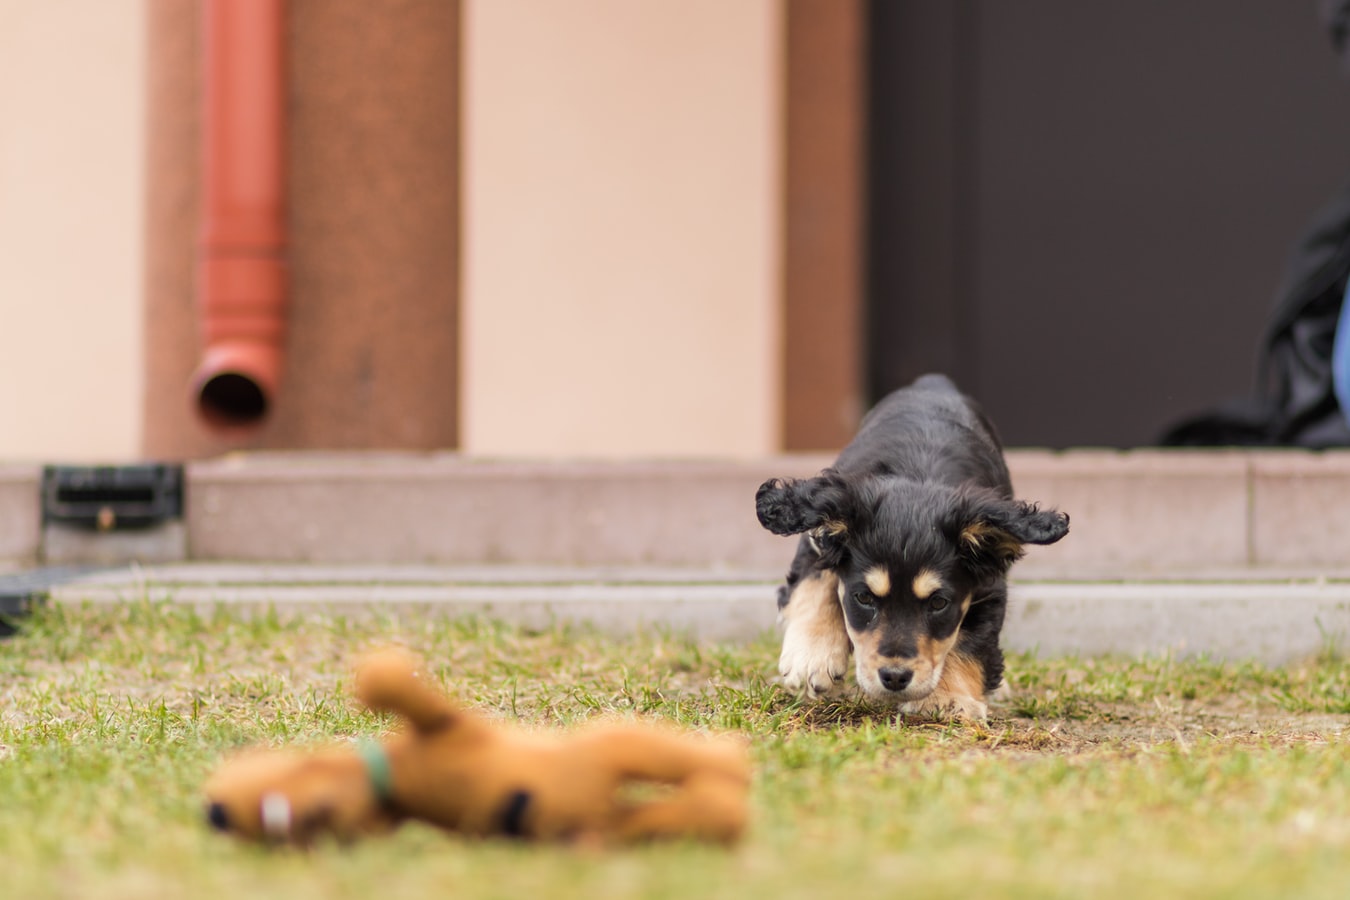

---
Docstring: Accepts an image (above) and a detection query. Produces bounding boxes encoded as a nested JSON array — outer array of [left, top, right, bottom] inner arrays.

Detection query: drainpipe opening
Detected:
[[190, 341, 281, 435], [198, 372, 268, 429]]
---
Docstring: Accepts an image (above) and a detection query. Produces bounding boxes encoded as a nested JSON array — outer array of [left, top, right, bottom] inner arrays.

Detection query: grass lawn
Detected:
[[1, 600, 1348, 900]]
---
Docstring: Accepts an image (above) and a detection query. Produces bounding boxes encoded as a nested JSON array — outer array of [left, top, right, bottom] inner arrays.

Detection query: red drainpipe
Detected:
[[190, 0, 288, 433]]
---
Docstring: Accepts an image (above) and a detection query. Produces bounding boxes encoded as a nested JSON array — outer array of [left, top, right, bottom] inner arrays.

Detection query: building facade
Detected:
[[4, 1, 1349, 462]]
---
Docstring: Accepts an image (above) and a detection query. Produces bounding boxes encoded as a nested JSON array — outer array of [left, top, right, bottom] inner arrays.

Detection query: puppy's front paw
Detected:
[[899, 692, 989, 722], [778, 628, 850, 699]]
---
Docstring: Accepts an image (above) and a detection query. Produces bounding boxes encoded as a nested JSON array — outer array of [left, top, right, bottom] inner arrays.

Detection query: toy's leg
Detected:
[[611, 770, 748, 844], [572, 727, 750, 843], [574, 726, 748, 786]]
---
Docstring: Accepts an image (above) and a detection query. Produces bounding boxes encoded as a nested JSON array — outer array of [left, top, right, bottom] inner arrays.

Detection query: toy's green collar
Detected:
[[357, 738, 395, 806]]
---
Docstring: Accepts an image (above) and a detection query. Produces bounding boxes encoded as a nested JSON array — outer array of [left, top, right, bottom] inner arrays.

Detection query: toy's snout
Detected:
[[207, 802, 230, 832], [203, 792, 297, 842]]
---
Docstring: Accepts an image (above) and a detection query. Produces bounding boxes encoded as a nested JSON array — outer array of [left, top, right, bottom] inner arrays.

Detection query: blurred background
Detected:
[[4, 0, 1350, 463]]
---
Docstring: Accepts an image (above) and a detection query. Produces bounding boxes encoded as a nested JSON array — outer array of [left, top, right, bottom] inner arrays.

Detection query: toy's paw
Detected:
[[898, 692, 989, 722], [778, 627, 850, 699], [205, 792, 296, 843]]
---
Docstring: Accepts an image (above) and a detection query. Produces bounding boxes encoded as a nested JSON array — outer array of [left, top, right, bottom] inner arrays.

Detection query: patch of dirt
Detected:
[[981, 701, 1347, 753], [781, 688, 1348, 756]]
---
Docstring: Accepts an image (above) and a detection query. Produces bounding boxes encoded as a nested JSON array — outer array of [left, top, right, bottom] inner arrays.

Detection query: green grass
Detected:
[[2, 599, 1348, 899]]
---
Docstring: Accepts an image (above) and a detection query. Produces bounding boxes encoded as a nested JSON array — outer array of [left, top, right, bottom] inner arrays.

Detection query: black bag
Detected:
[[1163, 2, 1350, 447], [1160, 181, 1350, 448]]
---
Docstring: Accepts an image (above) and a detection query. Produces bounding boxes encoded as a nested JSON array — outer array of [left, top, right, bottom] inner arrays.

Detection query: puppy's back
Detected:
[[838, 374, 1010, 494]]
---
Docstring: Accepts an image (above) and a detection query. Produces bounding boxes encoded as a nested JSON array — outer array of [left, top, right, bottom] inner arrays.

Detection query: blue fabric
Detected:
[[1336, 278, 1350, 425], [1336, 279, 1350, 423]]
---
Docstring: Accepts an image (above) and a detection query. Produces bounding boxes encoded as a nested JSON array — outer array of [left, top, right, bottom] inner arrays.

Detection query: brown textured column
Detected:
[[144, 0, 460, 458], [783, 0, 866, 451]]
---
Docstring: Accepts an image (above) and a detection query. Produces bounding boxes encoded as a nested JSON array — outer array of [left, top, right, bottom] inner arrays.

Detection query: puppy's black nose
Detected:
[[206, 802, 231, 832], [878, 667, 913, 693]]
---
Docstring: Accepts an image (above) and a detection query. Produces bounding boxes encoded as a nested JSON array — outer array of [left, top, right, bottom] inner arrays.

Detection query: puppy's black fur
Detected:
[[756, 374, 1068, 718]]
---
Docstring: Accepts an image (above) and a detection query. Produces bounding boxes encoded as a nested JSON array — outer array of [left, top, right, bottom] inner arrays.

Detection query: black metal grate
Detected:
[[41, 464, 184, 531]]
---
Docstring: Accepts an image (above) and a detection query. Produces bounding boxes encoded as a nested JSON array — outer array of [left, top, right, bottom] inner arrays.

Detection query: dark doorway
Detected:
[[867, 1, 1350, 447]]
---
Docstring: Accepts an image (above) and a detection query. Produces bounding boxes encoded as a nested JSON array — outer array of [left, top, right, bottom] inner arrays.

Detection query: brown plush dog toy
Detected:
[[203, 649, 751, 846]]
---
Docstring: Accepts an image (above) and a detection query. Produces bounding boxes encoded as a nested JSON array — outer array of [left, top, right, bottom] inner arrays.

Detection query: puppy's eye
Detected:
[[929, 594, 951, 613], [852, 591, 875, 609]]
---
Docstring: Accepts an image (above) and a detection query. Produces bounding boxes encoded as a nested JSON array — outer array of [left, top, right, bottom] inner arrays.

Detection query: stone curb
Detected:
[[40, 563, 1350, 664]]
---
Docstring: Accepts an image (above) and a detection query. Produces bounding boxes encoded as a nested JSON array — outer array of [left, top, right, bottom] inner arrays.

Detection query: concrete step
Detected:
[[4, 450, 1350, 571], [27, 562, 1350, 665]]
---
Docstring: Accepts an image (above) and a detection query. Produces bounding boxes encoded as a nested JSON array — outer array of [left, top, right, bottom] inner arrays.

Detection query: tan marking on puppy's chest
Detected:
[[936, 651, 985, 699]]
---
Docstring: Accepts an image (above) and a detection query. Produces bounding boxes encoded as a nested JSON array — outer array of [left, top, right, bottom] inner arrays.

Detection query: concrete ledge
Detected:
[[43, 521, 187, 566], [184, 449, 1350, 572], [0, 465, 40, 565], [1010, 450, 1251, 574], [187, 453, 832, 568], [1250, 452, 1350, 566], [53, 582, 780, 643], [2, 449, 1348, 571], [50, 562, 782, 642], [1005, 580, 1350, 663], [43, 563, 1350, 664]]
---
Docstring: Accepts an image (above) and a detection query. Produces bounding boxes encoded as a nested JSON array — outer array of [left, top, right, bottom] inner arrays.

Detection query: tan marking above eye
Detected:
[[863, 566, 890, 597], [912, 569, 944, 600]]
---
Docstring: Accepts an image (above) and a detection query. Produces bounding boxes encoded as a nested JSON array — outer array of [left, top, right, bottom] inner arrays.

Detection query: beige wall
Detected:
[[0, 1, 785, 462], [462, 0, 783, 458], [0, 1, 145, 462]]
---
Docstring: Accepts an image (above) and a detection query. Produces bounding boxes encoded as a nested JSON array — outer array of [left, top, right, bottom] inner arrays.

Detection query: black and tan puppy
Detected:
[[755, 374, 1068, 720]]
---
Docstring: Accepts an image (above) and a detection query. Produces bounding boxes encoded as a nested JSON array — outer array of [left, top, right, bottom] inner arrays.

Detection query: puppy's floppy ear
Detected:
[[755, 469, 852, 537], [955, 494, 1069, 578], [756, 470, 855, 568]]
